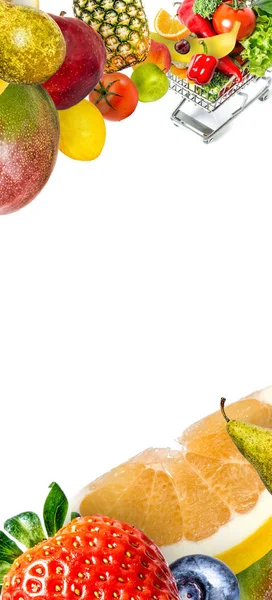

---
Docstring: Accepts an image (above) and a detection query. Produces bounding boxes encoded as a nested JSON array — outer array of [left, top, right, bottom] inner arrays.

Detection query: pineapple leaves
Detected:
[[4, 512, 46, 549], [43, 482, 68, 537], [71, 512, 81, 520]]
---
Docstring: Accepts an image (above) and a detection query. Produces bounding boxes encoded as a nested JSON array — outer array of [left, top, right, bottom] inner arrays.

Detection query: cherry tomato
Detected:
[[212, 3, 256, 40], [89, 73, 138, 122]]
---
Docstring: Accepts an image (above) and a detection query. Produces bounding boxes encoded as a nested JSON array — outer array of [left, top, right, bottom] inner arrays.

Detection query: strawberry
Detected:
[[1, 515, 179, 600]]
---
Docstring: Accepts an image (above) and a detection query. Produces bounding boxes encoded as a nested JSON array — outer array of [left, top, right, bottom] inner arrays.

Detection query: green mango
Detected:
[[0, 84, 60, 215], [238, 549, 272, 599]]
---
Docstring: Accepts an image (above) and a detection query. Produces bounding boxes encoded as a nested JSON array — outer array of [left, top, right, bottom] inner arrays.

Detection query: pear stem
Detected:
[[220, 397, 230, 422]]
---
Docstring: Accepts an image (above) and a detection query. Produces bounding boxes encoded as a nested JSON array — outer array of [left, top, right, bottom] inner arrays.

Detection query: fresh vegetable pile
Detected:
[[153, 0, 272, 98]]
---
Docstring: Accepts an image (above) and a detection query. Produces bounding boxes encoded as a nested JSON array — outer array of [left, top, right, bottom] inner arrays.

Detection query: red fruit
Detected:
[[42, 15, 106, 110], [0, 84, 59, 216], [133, 40, 171, 73], [89, 73, 138, 122], [2, 516, 179, 600], [212, 3, 256, 40]]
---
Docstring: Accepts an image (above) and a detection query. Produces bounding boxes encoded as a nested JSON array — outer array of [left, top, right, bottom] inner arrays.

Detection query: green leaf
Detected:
[[0, 531, 22, 564], [43, 482, 68, 537], [70, 512, 81, 521], [241, 13, 272, 76], [4, 512, 46, 549], [252, 0, 272, 14], [0, 561, 12, 586]]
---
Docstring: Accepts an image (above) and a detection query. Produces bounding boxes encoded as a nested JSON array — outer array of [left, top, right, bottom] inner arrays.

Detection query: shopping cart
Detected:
[[168, 67, 272, 142]]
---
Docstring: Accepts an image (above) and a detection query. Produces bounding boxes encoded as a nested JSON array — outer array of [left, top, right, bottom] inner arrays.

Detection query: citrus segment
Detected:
[[216, 515, 272, 573], [72, 387, 272, 574], [170, 65, 188, 78], [154, 9, 190, 40]]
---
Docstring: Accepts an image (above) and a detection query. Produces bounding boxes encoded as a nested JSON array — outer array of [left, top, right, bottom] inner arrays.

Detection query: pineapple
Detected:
[[73, 0, 150, 72]]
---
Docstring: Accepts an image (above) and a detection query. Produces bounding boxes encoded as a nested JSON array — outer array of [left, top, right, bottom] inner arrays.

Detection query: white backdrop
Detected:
[[0, 0, 272, 523]]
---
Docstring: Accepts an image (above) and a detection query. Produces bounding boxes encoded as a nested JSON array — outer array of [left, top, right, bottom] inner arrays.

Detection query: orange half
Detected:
[[154, 9, 190, 41]]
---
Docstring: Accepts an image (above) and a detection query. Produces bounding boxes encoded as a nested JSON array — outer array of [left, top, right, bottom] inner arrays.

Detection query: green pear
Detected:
[[0, 0, 66, 85], [221, 397, 272, 494]]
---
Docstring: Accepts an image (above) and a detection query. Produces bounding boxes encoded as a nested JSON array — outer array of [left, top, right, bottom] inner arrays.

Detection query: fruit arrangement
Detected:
[[0, 484, 241, 600], [4, 387, 272, 599], [0, 0, 171, 215], [3, 0, 270, 215], [1, 0, 272, 213], [152, 0, 272, 96]]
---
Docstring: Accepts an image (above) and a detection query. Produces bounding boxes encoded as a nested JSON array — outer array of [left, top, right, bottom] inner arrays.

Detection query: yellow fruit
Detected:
[[151, 21, 240, 62], [71, 386, 272, 574], [10, 0, 39, 6], [0, 79, 8, 95], [58, 100, 106, 161], [154, 9, 190, 40]]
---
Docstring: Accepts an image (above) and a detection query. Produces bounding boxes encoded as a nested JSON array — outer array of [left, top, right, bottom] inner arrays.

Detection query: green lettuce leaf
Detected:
[[241, 13, 272, 76]]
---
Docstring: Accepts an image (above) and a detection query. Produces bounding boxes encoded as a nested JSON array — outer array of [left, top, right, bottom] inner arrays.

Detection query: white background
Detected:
[[1, 0, 272, 525]]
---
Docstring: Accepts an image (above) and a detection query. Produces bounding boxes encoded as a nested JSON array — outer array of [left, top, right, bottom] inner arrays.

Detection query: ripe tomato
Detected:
[[89, 73, 138, 122], [212, 3, 256, 40]]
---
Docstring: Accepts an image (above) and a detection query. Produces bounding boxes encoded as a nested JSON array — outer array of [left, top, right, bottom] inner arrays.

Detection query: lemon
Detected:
[[58, 100, 106, 161], [10, 0, 39, 6]]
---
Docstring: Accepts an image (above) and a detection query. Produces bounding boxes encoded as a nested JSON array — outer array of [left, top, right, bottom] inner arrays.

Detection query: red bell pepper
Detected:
[[188, 54, 219, 84], [176, 0, 216, 37], [218, 56, 243, 82]]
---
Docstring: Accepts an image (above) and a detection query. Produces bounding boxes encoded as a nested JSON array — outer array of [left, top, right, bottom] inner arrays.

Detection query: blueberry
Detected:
[[170, 555, 240, 600]]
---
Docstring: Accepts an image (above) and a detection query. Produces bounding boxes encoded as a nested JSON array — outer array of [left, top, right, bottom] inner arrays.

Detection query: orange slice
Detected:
[[170, 64, 188, 78], [71, 387, 272, 574], [154, 9, 190, 41]]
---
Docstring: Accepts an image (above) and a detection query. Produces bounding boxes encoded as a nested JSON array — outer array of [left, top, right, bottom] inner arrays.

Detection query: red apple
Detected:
[[42, 14, 106, 110], [132, 39, 171, 73]]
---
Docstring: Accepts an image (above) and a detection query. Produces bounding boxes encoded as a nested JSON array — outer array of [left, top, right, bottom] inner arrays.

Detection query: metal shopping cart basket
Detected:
[[168, 67, 272, 142]]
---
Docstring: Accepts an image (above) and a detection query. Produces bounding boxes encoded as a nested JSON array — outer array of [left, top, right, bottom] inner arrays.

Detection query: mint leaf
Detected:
[[43, 483, 68, 537], [4, 512, 46, 549], [0, 531, 22, 564]]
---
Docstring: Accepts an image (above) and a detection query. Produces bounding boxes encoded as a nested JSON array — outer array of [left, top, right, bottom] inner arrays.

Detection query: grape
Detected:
[[174, 39, 191, 54]]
